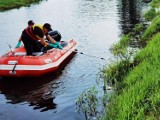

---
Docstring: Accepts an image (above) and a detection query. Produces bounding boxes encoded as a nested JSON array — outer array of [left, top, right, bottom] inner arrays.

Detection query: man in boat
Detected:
[[16, 20, 35, 48], [16, 22, 63, 55]]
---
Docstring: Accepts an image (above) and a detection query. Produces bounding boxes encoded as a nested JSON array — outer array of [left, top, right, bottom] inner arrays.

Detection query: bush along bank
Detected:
[[102, 0, 160, 119], [0, 0, 43, 11]]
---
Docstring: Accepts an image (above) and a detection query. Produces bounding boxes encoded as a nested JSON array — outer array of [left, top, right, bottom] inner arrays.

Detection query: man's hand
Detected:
[[16, 41, 21, 48], [49, 42, 63, 49]]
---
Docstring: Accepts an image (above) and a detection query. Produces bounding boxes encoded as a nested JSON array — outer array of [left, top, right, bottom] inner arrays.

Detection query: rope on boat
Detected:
[[63, 49, 107, 61], [79, 52, 107, 61]]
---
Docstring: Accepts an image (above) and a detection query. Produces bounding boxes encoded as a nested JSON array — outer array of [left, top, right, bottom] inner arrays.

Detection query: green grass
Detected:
[[144, 8, 157, 21], [142, 15, 160, 42], [110, 34, 130, 57], [0, 0, 43, 11], [150, 0, 160, 8], [102, 0, 160, 119], [104, 33, 160, 120]]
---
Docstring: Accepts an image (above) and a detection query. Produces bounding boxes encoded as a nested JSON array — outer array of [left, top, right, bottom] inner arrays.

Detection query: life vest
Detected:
[[25, 24, 44, 40]]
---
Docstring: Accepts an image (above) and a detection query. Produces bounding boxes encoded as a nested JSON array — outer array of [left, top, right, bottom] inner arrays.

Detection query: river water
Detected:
[[0, 0, 148, 120]]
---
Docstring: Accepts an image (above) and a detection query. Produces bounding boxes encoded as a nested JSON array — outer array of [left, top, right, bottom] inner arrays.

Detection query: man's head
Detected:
[[28, 20, 34, 26], [43, 23, 52, 34]]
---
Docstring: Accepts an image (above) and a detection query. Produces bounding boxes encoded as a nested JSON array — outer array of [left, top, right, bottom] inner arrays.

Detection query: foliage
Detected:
[[131, 23, 147, 47], [0, 0, 43, 11], [132, 23, 146, 35], [110, 34, 130, 57], [144, 0, 160, 22], [76, 86, 109, 120], [144, 8, 157, 21], [104, 23, 146, 88], [150, 0, 160, 8], [101, 59, 132, 88], [76, 86, 99, 120]]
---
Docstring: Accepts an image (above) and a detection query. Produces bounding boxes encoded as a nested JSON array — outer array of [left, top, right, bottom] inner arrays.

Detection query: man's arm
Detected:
[[37, 36, 48, 47], [45, 34, 56, 44]]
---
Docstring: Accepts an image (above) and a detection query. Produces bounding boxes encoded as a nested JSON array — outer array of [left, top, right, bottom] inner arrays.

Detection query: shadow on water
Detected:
[[117, 0, 149, 34], [0, 52, 77, 112]]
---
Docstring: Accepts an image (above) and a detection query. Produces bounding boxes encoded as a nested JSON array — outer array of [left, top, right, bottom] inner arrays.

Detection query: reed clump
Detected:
[[76, 86, 109, 120]]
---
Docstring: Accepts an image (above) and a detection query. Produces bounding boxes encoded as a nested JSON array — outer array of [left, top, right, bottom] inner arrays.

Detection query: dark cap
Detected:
[[28, 20, 34, 26], [43, 23, 52, 31]]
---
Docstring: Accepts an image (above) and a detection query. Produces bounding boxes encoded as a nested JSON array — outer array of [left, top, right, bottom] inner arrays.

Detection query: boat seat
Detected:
[[14, 52, 43, 56], [14, 52, 26, 56], [32, 52, 44, 56]]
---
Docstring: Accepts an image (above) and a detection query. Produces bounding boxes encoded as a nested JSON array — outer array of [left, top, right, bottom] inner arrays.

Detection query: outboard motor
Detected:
[[48, 30, 62, 42]]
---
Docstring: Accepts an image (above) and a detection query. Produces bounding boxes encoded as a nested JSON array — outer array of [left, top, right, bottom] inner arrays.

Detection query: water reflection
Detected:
[[0, 53, 76, 112], [1, 79, 57, 112], [117, 0, 147, 34]]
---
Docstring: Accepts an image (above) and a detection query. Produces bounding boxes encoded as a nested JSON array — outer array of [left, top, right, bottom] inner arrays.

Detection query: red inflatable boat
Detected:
[[0, 39, 77, 77]]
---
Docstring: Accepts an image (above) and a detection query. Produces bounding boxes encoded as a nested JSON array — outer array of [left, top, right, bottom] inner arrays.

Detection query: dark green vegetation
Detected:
[[0, 0, 43, 11], [101, 0, 160, 119], [77, 86, 101, 119]]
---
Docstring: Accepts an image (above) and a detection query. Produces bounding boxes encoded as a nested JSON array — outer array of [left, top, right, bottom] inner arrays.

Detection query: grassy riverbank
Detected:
[[102, 0, 160, 119], [0, 0, 43, 11]]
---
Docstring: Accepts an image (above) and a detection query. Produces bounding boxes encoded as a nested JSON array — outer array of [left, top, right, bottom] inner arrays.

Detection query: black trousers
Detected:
[[21, 30, 41, 55]]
